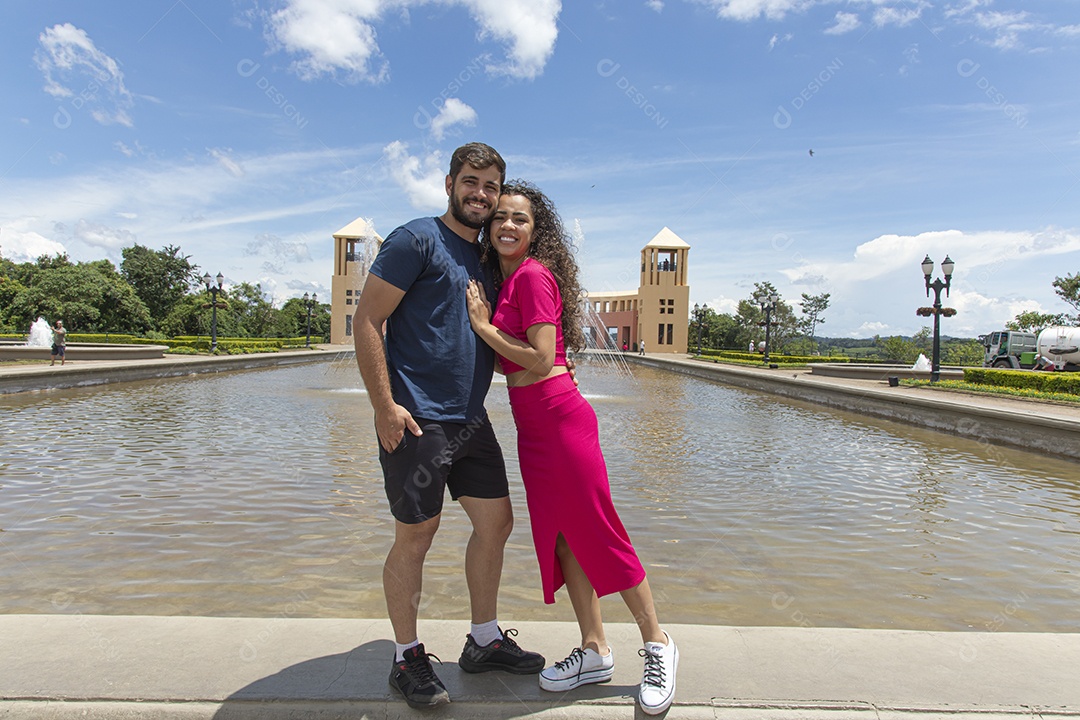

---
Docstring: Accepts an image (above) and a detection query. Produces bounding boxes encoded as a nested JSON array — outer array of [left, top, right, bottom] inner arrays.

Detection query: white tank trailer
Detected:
[[1037, 326, 1080, 371]]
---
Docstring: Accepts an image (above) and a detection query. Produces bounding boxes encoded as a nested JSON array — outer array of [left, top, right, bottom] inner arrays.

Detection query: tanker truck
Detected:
[[1037, 326, 1080, 371], [981, 327, 1080, 370]]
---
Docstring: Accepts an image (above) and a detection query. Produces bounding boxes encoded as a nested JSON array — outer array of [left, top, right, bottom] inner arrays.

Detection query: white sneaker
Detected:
[[539, 646, 614, 691], [638, 631, 678, 715]]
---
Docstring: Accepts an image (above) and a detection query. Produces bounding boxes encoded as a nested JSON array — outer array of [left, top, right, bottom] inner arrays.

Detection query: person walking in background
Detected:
[[352, 144, 544, 710], [639, 340, 645, 355], [50, 320, 66, 366], [465, 180, 678, 715]]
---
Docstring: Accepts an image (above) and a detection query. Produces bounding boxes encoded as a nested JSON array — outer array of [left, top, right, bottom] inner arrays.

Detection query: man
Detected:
[[353, 143, 544, 709], [50, 320, 66, 366]]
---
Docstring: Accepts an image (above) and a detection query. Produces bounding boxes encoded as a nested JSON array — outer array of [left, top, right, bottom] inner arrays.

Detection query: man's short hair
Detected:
[[449, 143, 506, 186]]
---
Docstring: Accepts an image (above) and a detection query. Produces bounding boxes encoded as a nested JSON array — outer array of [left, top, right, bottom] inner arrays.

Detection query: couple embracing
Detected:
[[353, 142, 678, 713]]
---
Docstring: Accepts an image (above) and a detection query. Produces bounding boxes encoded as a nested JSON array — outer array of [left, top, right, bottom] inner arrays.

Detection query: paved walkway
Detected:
[[3, 350, 1080, 718], [3, 615, 1080, 719]]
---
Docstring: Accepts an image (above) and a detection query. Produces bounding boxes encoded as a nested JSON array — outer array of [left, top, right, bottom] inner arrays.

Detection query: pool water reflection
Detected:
[[2, 358, 1078, 631]]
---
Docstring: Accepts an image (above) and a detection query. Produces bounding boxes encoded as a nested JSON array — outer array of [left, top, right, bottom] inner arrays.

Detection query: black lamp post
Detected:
[[202, 272, 224, 352], [303, 292, 318, 347], [921, 254, 954, 383], [693, 303, 708, 355], [754, 291, 778, 365]]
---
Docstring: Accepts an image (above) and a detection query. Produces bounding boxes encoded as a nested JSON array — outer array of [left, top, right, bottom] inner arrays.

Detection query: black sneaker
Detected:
[[389, 644, 450, 709], [458, 627, 545, 674]]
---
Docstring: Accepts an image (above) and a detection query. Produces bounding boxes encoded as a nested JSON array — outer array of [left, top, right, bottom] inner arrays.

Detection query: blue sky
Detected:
[[2, 1, 1078, 338]]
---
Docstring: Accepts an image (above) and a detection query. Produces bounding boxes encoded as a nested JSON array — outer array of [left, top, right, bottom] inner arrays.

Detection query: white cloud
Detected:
[[266, 1, 389, 83], [265, 0, 560, 82], [899, 43, 920, 75], [245, 233, 313, 274], [34, 23, 135, 127], [767, 32, 793, 50], [208, 148, 245, 178], [695, 0, 810, 22], [73, 219, 136, 251], [0, 227, 68, 262], [824, 11, 860, 35], [468, 0, 561, 79], [646, 0, 664, 12], [873, 5, 924, 28], [430, 98, 478, 141], [382, 141, 449, 211]]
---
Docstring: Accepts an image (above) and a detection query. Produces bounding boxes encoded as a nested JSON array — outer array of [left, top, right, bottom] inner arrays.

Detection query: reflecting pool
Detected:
[[2, 358, 1078, 631]]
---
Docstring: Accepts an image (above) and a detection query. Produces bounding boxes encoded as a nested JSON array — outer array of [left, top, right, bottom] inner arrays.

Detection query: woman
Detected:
[[465, 181, 677, 715]]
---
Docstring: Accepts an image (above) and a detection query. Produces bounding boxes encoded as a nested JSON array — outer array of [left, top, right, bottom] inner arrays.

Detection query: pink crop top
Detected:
[[490, 257, 567, 375]]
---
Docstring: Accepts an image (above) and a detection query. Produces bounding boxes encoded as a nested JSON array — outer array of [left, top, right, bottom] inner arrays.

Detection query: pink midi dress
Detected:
[[493, 258, 646, 604]]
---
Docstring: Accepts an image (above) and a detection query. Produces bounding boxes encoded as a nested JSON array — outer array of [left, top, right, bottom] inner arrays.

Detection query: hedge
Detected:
[[963, 368, 1080, 396], [1, 333, 312, 354]]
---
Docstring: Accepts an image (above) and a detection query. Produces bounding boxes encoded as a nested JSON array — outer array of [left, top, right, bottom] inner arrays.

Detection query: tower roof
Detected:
[[644, 227, 690, 249], [333, 217, 383, 241]]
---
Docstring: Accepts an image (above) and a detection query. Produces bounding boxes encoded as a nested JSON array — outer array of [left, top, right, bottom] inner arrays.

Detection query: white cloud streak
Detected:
[[34, 23, 135, 127]]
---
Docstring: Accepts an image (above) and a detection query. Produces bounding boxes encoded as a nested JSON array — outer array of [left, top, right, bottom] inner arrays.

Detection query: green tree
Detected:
[[1005, 310, 1068, 334], [275, 296, 331, 341], [735, 282, 799, 353], [223, 282, 276, 338], [160, 294, 206, 337], [121, 244, 197, 329], [879, 335, 918, 364], [1052, 272, 1080, 318], [9, 254, 151, 333], [943, 339, 985, 367], [798, 292, 831, 347], [0, 254, 27, 332], [912, 327, 932, 357]]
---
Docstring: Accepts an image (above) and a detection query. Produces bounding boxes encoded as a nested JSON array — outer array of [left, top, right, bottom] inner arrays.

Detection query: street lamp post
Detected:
[[202, 272, 224, 352], [754, 291, 778, 365], [921, 254, 955, 383], [303, 292, 318, 347], [693, 303, 708, 355]]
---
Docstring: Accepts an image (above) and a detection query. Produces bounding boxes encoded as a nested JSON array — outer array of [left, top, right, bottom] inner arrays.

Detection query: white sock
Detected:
[[395, 639, 419, 662], [470, 619, 502, 647]]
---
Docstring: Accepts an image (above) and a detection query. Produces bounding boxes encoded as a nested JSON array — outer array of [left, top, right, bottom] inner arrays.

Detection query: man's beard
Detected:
[[449, 189, 489, 230]]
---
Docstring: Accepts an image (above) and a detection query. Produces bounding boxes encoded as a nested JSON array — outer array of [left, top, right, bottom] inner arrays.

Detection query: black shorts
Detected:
[[379, 416, 508, 524]]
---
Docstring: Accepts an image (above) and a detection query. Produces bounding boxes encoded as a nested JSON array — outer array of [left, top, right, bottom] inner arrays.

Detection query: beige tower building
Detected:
[[329, 217, 383, 345], [586, 227, 691, 354]]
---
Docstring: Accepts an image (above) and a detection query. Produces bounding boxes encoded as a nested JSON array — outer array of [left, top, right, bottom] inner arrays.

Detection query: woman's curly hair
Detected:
[[480, 180, 586, 352]]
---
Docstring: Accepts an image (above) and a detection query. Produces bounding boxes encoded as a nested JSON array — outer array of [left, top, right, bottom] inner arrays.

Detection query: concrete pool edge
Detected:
[[2, 615, 1078, 719], [0, 346, 351, 395], [627, 354, 1080, 463]]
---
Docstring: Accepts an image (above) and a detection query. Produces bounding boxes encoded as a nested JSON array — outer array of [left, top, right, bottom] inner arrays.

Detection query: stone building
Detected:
[[329, 217, 382, 345], [585, 227, 690, 354]]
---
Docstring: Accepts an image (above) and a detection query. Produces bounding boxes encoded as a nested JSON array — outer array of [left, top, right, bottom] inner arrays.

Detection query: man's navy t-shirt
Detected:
[[369, 217, 495, 424]]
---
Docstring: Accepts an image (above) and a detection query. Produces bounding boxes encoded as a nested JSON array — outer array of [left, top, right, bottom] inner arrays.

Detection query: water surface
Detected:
[[2, 358, 1078, 631]]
